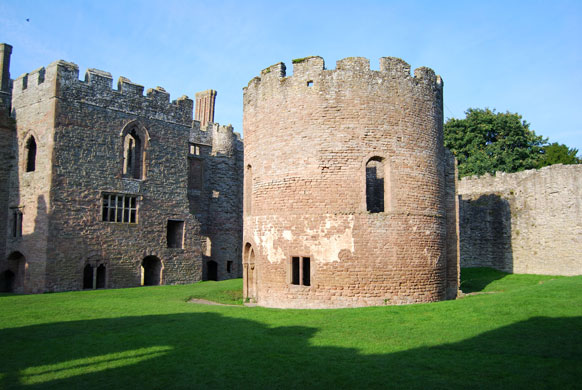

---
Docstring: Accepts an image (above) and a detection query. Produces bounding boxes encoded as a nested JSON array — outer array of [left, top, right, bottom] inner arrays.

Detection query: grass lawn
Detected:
[[0, 268, 580, 389]]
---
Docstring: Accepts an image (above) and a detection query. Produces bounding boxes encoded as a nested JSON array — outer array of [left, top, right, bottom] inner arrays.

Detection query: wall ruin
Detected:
[[459, 164, 582, 275]]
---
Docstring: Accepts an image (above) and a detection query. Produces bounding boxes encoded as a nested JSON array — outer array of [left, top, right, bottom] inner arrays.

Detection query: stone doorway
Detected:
[[142, 256, 162, 286], [207, 260, 218, 281], [1, 252, 26, 293], [243, 243, 257, 302]]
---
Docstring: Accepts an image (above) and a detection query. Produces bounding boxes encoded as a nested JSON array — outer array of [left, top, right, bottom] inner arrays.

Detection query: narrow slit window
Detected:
[[366, 157, 385, 213], [291, 257, 300, 285], [26, 136, 37, 172], [12, 209, 23, 237], [302, 257, 310, 286]]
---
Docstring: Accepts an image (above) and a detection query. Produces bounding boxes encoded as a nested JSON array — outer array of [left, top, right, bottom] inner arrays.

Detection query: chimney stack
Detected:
[[195, 89, 217, 127]]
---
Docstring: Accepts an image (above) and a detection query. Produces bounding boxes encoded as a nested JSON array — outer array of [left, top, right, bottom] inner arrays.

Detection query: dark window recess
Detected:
[[291, 257, 310, 286], [291, 257, 300, 285], [96, 264, 106, 288], [188, 158, 204, 191], [167, 220, 184, 248], [26, 136, 36, 172], [307, 80, 314, 87], [102, 194, 137, 223], [227, 261, 233, 273], [366, 158, 384, 213], [302, 257, 310, 286], [12, 209, 23, 237], [123, 129, 143, 179]]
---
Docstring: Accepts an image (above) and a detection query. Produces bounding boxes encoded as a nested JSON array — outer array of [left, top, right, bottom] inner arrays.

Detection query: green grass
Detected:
[[0, 269, 580, 389]]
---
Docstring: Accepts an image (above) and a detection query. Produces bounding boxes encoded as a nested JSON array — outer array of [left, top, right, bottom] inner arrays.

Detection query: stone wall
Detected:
[[2, 54, 243, 292], [243, 56, 458, 308], [458, 164, 582, 275]]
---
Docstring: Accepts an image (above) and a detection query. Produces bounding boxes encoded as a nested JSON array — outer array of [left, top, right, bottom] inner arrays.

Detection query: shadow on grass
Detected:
[[0, 312, 580, 389], [460, 267, 509, 293]]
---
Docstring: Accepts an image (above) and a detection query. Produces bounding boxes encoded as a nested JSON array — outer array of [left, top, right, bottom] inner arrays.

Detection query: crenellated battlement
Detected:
[[243, 56, 443, 106], [13, 60, 194, 126]]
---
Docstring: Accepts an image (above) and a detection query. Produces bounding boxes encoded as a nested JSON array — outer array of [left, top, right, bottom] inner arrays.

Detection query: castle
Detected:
[[2, 43, 579, 302], [0, 43, 243, 293], [242, 56, 459, 308]]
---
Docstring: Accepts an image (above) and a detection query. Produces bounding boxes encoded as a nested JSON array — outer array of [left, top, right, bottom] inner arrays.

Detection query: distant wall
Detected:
[[458, 164, 582, 276]]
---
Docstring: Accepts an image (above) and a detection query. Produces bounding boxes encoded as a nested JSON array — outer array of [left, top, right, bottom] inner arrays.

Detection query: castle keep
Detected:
[[242, 56, 460, 308], [0, 44, 243, 293]]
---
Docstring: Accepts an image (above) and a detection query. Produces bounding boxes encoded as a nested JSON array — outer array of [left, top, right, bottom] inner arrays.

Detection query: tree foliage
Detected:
[[444, 108, 547, 177], [537, 143, 581, 168]]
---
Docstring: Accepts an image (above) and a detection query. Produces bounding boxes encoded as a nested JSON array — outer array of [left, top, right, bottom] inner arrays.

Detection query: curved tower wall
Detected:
[[243, 56, 454, 308]]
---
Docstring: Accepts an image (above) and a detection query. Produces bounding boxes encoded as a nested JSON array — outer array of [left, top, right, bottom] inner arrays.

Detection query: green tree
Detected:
[[444, 108, 546, 177], [537, 142, 581, 167]]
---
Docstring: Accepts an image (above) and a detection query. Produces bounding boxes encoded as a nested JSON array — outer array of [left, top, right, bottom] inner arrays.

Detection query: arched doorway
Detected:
[[96, 264, 106, 289], [83, 264, 94, 289], [243, 243, 257, 302], [2, 252, 26, 293], [142, 256, 162, 286], [207, 260, 218, 281]]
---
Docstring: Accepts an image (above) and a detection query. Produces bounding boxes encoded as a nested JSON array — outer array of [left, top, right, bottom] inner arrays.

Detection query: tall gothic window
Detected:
[[123, 129, 143, 179]]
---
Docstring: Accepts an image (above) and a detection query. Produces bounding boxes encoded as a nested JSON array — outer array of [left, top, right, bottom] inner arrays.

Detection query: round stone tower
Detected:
[[242, 56, 458, 308]]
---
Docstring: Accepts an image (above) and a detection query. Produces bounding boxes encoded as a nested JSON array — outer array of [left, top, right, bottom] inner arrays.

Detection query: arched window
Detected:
[[121, 122, 148, 180], [26, 136, 37, 172], [366, 157, 385, 213]]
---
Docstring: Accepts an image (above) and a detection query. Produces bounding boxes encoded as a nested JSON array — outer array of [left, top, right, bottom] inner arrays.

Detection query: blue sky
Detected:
[[1, 0, 581, 153]]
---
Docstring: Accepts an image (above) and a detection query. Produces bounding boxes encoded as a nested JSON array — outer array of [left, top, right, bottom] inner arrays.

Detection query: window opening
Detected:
[[189, 144, 201, 156], [123, 128, 143, 179], [167, 220, 184, 248], [302, 257, 310, 286], [307, 80, 313, 87], [102, 194, 137, 223], [12, 209, 23, 237], [366, 157, 385, 213], [227, 261, 233, 273], [26, 136, 36, 172], [291, 257, 310, 286]]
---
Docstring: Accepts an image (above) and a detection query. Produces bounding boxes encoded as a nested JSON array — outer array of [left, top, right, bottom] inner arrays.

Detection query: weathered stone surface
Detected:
[[0, 49, 243, 293], [459, 164, 582, 276], [242, 56, 459, 308]]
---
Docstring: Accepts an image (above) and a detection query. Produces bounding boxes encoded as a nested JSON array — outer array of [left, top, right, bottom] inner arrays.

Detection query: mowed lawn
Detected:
[[0, 268, 580, 389]]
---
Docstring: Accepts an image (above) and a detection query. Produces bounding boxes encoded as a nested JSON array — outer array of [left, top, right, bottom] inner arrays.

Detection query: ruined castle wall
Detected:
[[5, 65, 56, 292], [243, 56, 456, 308], [458, 164, 582, 275], [9, 60, 202, 291], [0, 104, 15, 275]]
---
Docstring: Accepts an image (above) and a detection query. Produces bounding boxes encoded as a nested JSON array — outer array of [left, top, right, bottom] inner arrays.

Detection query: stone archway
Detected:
[[1, 252, 26, 293], [142, 256, 162, 286], [243, 243, 257, 302]]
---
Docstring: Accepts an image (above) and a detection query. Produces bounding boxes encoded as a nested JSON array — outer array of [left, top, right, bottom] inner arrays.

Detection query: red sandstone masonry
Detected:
[[242, 56, 459, 308]]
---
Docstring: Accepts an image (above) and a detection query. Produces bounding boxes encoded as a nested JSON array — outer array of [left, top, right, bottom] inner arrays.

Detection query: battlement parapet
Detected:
[[13, 60, 194, 126], [243, 55, 443, 106]]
